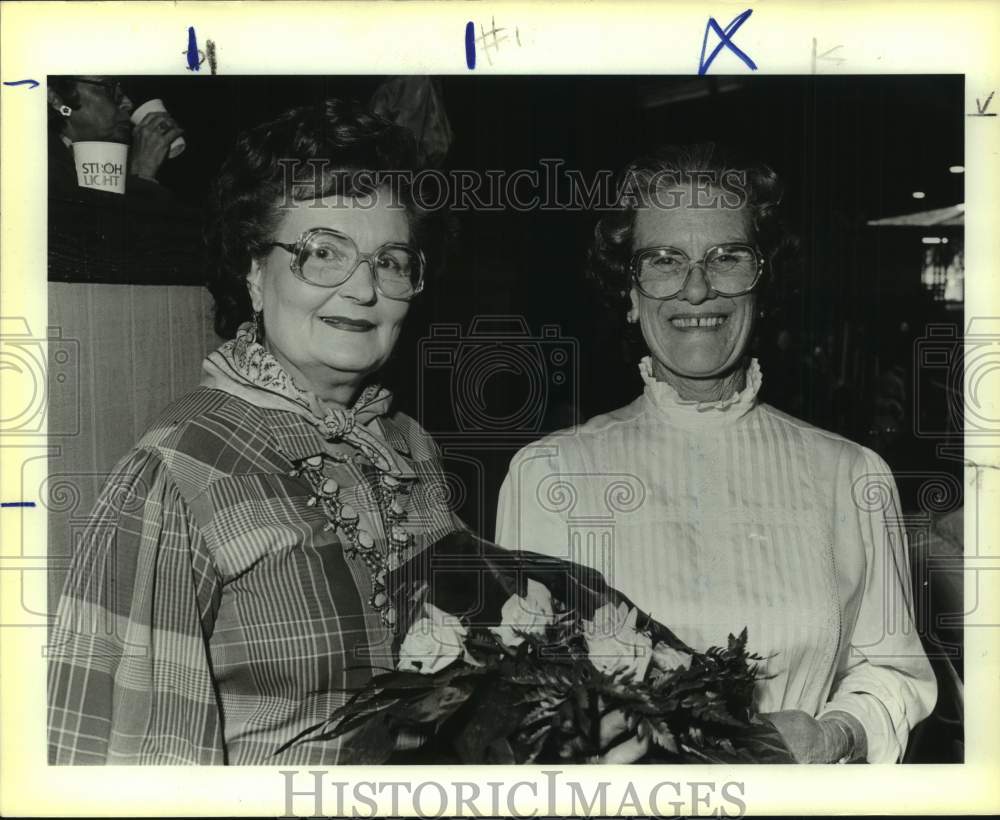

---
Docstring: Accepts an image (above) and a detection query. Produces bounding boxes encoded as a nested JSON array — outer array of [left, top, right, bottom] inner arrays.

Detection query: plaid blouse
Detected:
[[48, 387, 464, 764]]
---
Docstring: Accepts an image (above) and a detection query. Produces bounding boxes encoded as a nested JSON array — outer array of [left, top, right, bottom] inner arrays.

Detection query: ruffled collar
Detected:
[[201, 322, 407, 475], [638, 356, 762, 429]]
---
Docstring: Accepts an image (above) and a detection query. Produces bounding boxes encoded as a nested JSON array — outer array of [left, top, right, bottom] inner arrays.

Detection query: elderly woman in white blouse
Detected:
[[496, 143, 936, 764]]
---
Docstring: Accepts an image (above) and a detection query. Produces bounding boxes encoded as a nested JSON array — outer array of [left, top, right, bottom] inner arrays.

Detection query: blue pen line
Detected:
[[1, 502, 36, 508], [3, 79, 39, 88], [465, 21, 476, 70], [186, 26, 201, 71]]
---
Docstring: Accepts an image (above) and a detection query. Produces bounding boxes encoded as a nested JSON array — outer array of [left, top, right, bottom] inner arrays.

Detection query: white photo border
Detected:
[[1, 1, 998, 815]]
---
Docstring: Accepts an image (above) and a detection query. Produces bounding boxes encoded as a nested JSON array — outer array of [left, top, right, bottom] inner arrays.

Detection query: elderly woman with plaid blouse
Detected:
[[47, 100, 465, 764]]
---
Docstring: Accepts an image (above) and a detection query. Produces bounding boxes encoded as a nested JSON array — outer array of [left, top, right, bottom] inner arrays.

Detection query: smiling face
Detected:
[[246, 190, 412, 404], [629, 189, 758, 388]]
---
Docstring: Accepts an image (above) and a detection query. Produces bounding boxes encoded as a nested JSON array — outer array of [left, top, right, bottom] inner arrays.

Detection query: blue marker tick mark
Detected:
[[698, 9, 757, 76], [465, 21, 476, 70], [3, 79, 40, 88], [1, 502, 36, 508], [186, 26, 201, 72]]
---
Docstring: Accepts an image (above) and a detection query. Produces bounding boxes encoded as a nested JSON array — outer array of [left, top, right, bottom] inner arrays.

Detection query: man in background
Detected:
[[47, 75, 203, 284]]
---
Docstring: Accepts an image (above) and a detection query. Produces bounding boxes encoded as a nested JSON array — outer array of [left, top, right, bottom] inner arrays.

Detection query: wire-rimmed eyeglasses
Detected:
[[630, 243, 764, 300]]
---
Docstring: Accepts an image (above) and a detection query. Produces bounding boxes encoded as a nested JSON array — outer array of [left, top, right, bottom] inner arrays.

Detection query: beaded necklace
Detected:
[[291, 450, 412, 629]]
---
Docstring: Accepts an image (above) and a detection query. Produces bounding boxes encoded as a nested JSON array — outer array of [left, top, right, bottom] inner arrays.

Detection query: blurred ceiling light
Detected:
[[639, 78, 745, 108], [948, 165, 965, 174], [912, 191, 926, 199], [921, 237, 942, 244], [867, 203, 963, 227]]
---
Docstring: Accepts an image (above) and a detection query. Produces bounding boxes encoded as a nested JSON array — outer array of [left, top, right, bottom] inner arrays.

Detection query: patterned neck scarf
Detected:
[[201, 322, 402, 475]]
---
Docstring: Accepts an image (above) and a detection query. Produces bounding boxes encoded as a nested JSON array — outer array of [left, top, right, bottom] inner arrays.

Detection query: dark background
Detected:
[[122, 73, 965, 533]]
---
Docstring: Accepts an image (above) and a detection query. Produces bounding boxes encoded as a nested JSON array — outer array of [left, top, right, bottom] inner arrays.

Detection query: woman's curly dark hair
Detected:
[[589, 142, 797, 331], [205, 98, 425, 338]]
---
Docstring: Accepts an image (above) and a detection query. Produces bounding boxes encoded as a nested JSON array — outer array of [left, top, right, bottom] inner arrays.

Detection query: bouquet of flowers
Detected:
[[279, 531, 792, 764]]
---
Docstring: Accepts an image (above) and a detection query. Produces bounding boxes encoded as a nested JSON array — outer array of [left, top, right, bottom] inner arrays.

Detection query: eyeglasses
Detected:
[[630, 243, 764, 300], [267, 227, 426, 301], [74, 78, 127, 105]]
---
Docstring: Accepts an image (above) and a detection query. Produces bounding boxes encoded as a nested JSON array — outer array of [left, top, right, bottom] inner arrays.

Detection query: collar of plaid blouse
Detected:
[[200, 320, 413, 477]]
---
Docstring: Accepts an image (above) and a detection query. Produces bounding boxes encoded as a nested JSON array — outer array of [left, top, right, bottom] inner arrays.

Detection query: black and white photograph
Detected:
[[42, 70, 962, 766], [2, 2, 998, 817]]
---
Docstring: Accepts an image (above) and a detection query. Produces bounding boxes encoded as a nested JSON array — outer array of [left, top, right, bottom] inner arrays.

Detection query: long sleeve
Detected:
[[47, 448, 225, 764], [818, 446, 937, 762]]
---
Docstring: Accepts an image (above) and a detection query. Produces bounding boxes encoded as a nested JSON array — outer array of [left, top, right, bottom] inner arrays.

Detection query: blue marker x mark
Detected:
[[698, 9, 757, 76]]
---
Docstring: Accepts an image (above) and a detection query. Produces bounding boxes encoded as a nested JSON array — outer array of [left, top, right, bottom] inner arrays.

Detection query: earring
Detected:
[[251, 310, 263, 344], [58, 105, 72, 117]]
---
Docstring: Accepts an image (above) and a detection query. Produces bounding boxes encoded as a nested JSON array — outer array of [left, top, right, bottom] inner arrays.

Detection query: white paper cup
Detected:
[[71, 141, 129, 195], [130, 98, 186, 159]]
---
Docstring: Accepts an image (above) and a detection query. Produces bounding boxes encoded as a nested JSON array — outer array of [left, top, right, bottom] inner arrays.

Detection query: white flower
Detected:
[[396, 602, 468, 674], [583, 602, 653, 680], [651, 642, 693, 673], [489, 579, 555, 647]]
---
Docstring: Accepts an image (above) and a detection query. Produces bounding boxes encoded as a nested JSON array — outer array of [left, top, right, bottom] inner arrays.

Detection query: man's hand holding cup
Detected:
[[129, 99, 185, 182]]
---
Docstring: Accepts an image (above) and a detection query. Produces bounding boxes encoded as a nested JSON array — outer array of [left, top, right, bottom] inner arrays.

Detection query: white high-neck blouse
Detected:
[[496, 358, 936, 763]]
